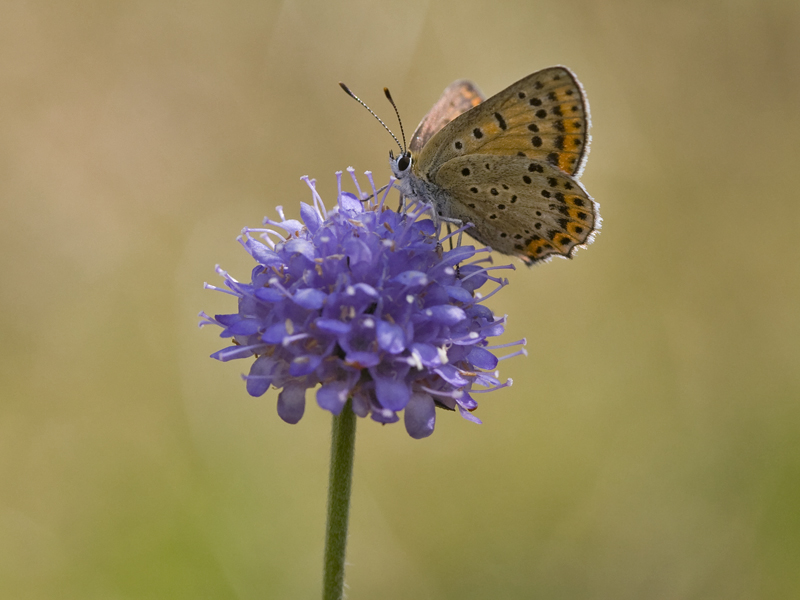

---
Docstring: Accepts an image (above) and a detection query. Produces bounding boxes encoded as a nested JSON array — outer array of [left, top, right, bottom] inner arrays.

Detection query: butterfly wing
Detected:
[[432, 154, 599, 265], [415, 66, 590, 179], [409, 80, 485, 155]]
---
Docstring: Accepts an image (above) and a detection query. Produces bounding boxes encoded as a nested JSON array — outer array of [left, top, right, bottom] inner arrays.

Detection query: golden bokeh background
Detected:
[[2, 1, 799, 598]]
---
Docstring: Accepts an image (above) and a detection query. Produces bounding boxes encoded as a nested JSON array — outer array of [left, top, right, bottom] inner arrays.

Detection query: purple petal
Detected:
[[457, 265, 488, 292], [410, 343, 444, 367], [317, 381, 351, 415], [338, 191, 364, 213], [434, 364, 470, 387], [300, 202, 322, 233], [446, 285, 474, 303], [456, 391, 478, 410], [261, 322, 287, 344], [210, 345, 259, 361], [315, 318, 351, 335], [245, 355, 275, 396], [277, 384, 306, 424], [424, 305, 466, 325], [483, 322, 505, 337], [392, 270, 429, 287], [457, 405, 482, 425], [289, 354, 322, 376], [215, 313, 241, 327], [293, 288, 326, 310], [343, 238, 373, 265], [467, 304, 494, 320], [415, 218, 436, 235], [450, 331, 484, 346], [404, 392, 436, 439], [284, 238, 316, 261], [371, 407, 400, 424], [344, 351, 380, 368], [352, 283, 378, 297], [225, 318, 263, 336], [376, 320, 405, 354], [245, 239, 283, 266], [374, 377, 410, 411], [467, 347, 498, 370], [255, 287, 285, 302]]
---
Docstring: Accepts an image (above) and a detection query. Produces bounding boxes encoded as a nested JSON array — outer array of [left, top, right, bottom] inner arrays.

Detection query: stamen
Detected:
[[485, 338, 527, 350], [346, 167, 366, 201], [475, 278, 509, 303], [240, 229, 275, 249], [469, 379, 513, 393], [419, 385, 464, 400], [460, 263, 516, 283], [197, 311, 220, 327], [497, 348, 528, 361], [282, 333, 311, 346], [266, 277, 293, 298], [379, 177, 396, 211], [364, 171, 378, 207], [203, 282, 239, 297], [301, 175, 328, 219], [255, 224, 292, 242], [463, 254, 494, 267]]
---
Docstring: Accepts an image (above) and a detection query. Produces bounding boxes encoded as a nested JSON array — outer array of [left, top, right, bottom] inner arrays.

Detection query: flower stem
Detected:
[[322, 401, 357, 600]]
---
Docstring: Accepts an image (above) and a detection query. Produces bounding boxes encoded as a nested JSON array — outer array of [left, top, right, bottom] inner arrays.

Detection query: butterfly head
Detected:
[[340, 82, 412, 179], [389, 149, 412, 180]]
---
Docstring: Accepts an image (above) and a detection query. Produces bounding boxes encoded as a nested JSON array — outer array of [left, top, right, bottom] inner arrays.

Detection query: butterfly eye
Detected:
[[397, 152, 411, 172]]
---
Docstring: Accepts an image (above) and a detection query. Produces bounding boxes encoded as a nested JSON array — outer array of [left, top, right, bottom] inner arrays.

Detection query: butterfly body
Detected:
[[390, 66, 600, 266]]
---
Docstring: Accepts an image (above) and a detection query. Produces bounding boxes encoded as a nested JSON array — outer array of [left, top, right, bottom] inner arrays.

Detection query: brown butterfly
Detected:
[[391, 67, 600, 265]]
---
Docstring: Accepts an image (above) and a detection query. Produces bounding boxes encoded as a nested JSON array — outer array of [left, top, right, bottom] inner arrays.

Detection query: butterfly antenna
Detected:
[[339, 82, 404, 153], [383, 88, 407, 153]]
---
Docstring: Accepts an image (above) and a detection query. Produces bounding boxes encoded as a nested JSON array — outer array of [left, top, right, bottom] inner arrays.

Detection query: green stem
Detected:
[[322, 401, 357, 600]]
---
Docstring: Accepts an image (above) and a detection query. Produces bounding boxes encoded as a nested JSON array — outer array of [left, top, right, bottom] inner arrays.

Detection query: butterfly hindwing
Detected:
[[415, 66, 590, 180], [409, 80, 485, 155], [432, 154, 598, 265]]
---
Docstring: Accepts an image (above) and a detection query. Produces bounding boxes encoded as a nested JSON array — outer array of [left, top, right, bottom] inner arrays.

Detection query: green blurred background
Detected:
[[2, 0, 799, 598]]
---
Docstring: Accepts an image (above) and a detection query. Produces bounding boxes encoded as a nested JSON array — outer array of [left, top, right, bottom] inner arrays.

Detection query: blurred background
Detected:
[[2, 0, 799, 598]]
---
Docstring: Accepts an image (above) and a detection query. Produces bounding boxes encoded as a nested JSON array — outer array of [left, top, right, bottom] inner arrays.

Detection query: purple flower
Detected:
[[199, 169, 527, 439]]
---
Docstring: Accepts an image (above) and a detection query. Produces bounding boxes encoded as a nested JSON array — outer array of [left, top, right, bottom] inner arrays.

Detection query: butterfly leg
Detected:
[[436, 214, 463, 246], [360, 183, 390, 203]]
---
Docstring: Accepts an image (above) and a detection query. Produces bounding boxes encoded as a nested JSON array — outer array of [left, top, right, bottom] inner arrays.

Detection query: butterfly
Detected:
[[388, 67, 600, 266]]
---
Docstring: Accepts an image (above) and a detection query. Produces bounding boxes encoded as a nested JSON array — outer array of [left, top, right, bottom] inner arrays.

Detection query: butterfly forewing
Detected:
[[409, 80, 485, 155], [415, 66, 590, 180], [433, 155, 598, 264]]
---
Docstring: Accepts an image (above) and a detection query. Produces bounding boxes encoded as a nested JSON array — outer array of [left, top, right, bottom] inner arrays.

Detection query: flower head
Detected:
[[200, 169, 526, 438]]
